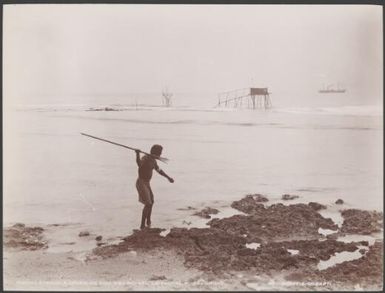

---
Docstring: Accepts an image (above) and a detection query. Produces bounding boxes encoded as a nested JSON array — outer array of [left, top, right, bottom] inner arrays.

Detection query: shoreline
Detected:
[[4, 194, 383, 291]]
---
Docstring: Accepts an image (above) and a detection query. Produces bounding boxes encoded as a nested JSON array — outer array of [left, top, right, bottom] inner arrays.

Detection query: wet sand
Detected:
[[4, 194, 383, 291]]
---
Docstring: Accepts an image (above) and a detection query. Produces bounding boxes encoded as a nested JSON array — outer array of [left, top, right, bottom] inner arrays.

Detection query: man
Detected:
[[135, 145, 174, 230]]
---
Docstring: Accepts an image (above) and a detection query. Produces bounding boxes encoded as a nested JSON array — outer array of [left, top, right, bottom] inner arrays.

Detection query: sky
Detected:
[[4, 4, 383, 106]]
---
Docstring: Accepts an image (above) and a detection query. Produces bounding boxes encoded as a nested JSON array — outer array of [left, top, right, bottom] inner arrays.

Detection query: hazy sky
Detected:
[[4, 4, 383, 105]]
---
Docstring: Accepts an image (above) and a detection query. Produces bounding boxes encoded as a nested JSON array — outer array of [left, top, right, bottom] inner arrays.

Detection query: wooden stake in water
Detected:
[[81, 133, 169, 163]]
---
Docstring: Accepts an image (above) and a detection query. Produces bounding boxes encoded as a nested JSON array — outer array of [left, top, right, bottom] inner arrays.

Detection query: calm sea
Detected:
[[4, 94, 383, 252]]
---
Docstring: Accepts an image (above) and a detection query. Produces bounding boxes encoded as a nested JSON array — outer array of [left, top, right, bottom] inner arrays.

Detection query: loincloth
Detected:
[[136, 178, 154, 205]]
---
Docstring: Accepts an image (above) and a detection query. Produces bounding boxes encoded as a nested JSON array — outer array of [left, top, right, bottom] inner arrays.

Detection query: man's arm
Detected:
[[135, 150, 141, 167], [155, 165, 174, 183]]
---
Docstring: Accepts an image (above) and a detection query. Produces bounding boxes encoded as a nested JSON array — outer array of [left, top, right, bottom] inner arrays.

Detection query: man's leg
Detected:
[[146, 188, 154, 227], [141, 204, 150, 229], [146, 204, 153, 227]]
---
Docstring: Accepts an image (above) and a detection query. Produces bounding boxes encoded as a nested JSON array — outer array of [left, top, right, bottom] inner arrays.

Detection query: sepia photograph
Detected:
[[3, 3, 383, 291]]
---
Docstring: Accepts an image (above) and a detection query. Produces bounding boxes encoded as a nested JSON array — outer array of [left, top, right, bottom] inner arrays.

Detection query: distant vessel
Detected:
[[318, 83, 346, 93]]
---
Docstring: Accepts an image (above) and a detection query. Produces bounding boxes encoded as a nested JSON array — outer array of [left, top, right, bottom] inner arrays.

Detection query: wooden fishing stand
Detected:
[[217, 87, 272, 110]]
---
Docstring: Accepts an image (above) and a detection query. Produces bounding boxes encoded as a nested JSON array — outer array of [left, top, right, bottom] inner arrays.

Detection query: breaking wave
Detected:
[[14, 103, 382, 117]]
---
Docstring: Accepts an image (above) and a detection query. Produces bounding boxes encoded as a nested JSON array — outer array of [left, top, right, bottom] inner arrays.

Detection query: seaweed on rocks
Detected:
[[230, 195, 267, 214], [247, 194, 269, 202], [93, 228, 167, 258], [193, 207, 220, 219], [282, 194, 299, 200], [214, 202, 337, 241], [4, 223, 48, 250], [89, 195, 382, 288], [340, 209, 383, 235], [92, 227, 364, 276], [308, 202, 327, 211], [292, 241, 384, 288], [264, 239, 358, 262], [78, 231, 90, 237], [335, 199, 344, 205]]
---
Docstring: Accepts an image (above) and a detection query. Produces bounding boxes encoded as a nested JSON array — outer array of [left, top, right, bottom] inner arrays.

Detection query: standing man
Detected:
[[135, 145, 174, 230]]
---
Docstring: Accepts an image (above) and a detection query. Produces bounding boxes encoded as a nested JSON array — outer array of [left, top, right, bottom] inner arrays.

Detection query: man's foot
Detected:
[[146, 221, 151, 228], [140, 225, 146, 230]]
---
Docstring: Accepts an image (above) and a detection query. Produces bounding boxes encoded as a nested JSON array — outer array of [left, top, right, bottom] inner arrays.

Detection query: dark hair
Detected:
[[150, 144, 163, 156]]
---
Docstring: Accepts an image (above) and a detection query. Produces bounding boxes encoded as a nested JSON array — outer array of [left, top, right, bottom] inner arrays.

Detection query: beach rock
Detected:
[[89, 194, 383, 288], [92, 225, 360, 275], [87, 107, 120, 112], [282, 194, 299, 200], [247, 194, 269, 202], [93, 228, 167, 258], [193, 207, 219, 219], [340, 209, 383, 234], [231, 196, 266, 214], [212, 201, 338, 241], [177, 206, 197, 211], [359, 241, 369, 246], [308, 202, 326, 211], [286, 241, 384, 288], [284, 239, 357, 260], [314, 241, 383, 286], [79, 231, 90, 237], [95, 235, 103, 241], [326, 233, 339, 240], [237, 248, 258, 256], [359, 249, 367, 255], [149, 275, 167, 281], [4, 224, 48, 251], [335, 199, 344, 204]]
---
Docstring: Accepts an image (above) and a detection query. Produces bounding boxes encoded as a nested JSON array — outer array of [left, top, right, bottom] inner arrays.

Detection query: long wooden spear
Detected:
[[81, 133, 169, 163]]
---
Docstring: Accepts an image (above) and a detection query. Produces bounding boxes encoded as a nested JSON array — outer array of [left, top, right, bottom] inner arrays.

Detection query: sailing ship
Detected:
[[318, 83, 346, 93]]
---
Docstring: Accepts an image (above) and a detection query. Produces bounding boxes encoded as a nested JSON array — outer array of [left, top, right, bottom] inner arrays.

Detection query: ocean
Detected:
[[3, 95, 383, 252]]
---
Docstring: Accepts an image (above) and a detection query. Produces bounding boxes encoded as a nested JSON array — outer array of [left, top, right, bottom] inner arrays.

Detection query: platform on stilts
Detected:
[[216, 87, 272, 109]]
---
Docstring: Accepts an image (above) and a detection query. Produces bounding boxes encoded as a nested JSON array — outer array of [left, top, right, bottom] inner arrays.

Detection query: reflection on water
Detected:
[[317, 249, 365, 271]]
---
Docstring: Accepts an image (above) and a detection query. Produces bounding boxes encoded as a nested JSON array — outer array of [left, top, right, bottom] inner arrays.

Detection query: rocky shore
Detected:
[[4, 194, 383, 290], [4, 223, 48, 251]]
